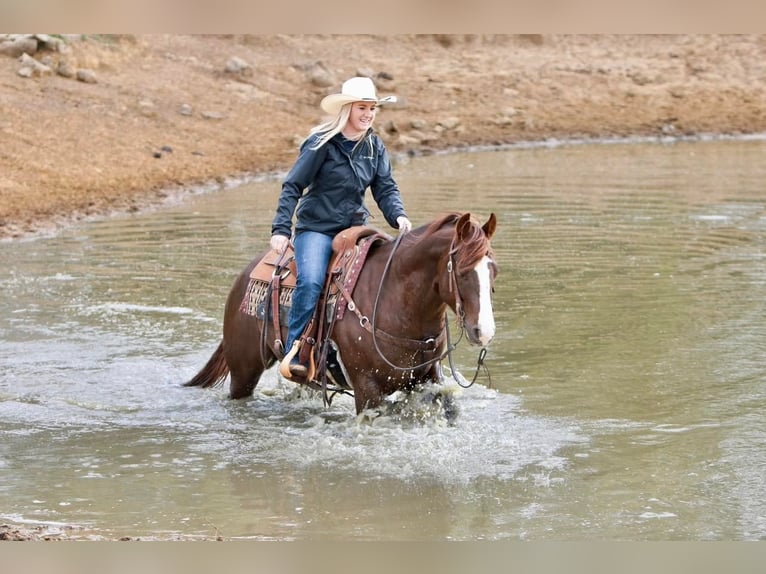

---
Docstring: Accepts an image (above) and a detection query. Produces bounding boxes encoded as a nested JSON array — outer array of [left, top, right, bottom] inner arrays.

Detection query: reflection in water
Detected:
[[1, 138, 766, 540]]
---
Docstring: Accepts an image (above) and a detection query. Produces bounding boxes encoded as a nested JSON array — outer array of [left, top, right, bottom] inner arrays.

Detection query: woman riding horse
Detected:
[[184, 212, 498, 414], [269, 76, 411, 380]]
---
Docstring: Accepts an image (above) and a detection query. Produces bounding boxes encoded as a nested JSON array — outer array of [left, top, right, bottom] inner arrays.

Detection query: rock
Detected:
[[375, 72, 396, 93], [416, 132, 438, 145], [179, 103, 193, 116], [628, 71, 654, 86], [383, 120, 398, 134], [518, 34, 544, 46], [0, 36, 38, 58], [57, 61, 75, 78], [668, 87, 685, 99], [433, 35, 455, 48], [438, 117, 461, 130], [17, 53, 51, 78], [76, 69, 98, 84], [224, 56, 252, 77], [0, 525, 33, 541], [202, 111, 226, 120], [138, 99, 157, 117], [306, 62, 334, 88], [397, 134, 420, 146], [35, 34, 63, 52], [356, 67, 375, 79]]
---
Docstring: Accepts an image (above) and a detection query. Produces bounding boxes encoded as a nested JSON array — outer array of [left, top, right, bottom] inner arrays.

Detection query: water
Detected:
[[1, 138, 765, 540]]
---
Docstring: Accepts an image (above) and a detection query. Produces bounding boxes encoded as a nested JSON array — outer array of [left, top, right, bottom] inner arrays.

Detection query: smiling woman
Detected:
[[346, 101, 380, 136], [268, 76, 411, 379]]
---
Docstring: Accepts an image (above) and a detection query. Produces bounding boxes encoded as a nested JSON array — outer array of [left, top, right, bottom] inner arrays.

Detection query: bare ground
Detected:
[[1, 34, 766, 240]]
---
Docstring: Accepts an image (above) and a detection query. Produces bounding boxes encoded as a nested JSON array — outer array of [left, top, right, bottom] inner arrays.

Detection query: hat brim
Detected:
[[320, 94, 397, 116]]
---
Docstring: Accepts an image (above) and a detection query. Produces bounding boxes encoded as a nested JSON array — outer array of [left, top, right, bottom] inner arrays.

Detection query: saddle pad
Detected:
[[240, 277, 293, 324]]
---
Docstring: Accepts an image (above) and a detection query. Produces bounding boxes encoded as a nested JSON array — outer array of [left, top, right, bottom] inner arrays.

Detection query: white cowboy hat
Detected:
[[320, 76, 397, 116]]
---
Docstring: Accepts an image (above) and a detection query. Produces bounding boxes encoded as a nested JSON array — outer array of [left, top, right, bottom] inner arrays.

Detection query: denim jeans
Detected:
[[286, 230, 334, 354]]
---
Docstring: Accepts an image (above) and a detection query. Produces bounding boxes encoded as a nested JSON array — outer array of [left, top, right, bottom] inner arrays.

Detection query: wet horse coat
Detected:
[[183, 212, 498, 413]]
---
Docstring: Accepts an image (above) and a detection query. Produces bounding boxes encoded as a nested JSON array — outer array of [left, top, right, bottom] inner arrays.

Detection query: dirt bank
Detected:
[[1, 34, 765, 240]]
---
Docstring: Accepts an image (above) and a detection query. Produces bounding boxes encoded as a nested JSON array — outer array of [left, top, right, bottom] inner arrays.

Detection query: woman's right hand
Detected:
[[270, 234, 289, 254]]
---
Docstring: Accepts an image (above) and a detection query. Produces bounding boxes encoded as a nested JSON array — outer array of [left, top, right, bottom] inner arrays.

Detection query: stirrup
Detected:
[[279, 341, 301, 379]]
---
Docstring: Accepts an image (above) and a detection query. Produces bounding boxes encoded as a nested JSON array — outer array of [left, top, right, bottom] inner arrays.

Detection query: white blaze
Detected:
[[474, 256, 496, 346]]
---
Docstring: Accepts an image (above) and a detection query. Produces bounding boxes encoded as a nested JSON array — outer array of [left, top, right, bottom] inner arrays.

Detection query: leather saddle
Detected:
[[240, 226, 392, 388]]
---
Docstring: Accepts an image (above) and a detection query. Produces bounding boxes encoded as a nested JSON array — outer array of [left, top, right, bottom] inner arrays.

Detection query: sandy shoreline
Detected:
[[8, 130, 765, 245], [2, 34, 766, 240]]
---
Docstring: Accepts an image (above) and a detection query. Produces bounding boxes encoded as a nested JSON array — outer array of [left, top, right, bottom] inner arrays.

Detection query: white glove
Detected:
[[270, 234, 289, 254], [396, 216, 412, 234]]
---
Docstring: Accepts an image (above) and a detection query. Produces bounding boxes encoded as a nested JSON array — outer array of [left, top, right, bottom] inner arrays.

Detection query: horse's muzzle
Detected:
[[468, 324, 494, 347]]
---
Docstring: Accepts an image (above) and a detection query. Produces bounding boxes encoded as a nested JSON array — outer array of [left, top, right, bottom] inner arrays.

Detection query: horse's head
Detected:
[[447, 212, 498, 347]]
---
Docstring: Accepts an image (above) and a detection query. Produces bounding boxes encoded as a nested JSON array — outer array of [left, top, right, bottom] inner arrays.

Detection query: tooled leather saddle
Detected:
[[239, 226, 392, 388]]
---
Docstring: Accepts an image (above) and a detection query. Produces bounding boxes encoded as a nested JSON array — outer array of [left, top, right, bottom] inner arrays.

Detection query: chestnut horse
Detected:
[[183, 212, 498, 414]]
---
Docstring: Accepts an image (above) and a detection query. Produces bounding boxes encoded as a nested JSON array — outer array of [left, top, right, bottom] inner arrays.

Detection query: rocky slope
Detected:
[[1, 34, 765, 239]]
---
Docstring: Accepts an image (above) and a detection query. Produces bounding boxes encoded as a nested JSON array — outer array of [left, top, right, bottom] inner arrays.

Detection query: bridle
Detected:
[[369, 230, 491, 388], [446, 236, 466, 329]]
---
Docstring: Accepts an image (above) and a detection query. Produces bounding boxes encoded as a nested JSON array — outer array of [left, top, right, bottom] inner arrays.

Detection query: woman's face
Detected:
[[344, 101, 378, 136]]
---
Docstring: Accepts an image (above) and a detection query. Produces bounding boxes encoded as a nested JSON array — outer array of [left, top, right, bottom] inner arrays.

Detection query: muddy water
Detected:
[[1, 138, 765, 540]]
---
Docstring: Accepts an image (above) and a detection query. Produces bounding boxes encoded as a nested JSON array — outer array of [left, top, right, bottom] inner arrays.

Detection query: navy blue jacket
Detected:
[[271, 130, 407, 238]]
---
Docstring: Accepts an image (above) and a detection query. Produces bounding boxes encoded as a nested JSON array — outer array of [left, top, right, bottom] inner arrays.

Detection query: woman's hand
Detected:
[[270, 234, 289, 254], [396, 216, 412, 234]]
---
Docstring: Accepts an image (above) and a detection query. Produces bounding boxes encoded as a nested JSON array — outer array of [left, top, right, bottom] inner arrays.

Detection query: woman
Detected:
[[270, 76, 412, 379]]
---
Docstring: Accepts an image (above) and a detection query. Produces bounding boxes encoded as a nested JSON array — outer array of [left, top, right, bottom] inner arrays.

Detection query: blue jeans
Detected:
[[286, 231, 334, 354]]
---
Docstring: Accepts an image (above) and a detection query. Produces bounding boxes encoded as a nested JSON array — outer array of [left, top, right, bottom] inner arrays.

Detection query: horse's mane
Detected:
[[421, 212, 494, 273]]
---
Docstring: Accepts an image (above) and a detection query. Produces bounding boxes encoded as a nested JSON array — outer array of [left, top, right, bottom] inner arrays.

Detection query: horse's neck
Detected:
[[389, 234, 450, 319]]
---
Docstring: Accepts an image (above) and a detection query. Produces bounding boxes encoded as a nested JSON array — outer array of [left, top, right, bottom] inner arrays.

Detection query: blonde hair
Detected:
[[307, 103, 374, 155]]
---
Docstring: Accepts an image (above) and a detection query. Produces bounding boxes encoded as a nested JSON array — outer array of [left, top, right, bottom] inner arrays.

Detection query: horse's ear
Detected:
[[482, 213, 497, 239], [456, 212, 473, 240]]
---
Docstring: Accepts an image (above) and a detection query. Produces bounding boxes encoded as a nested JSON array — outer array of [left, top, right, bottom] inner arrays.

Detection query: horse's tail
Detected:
[[183, 341, 229, 389]]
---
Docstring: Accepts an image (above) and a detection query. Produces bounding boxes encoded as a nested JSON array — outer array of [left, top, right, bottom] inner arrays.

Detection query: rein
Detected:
[[368, 231, 488, 387]]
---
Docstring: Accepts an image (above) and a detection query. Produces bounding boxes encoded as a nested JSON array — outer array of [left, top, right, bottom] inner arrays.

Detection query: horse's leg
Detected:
[[228, 363, 264, 399], [224, 312, 281, 399], [222, 262, 278, 399], [428, 361, 444, 384], [351, 374, 385, 414]]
